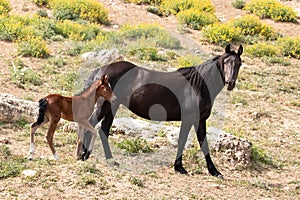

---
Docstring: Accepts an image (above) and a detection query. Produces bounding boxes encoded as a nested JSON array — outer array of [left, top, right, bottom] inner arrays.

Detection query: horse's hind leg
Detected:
[[29, 122, 39, 160], [29, 117, 48, 160], [46, 120, 59, 160]]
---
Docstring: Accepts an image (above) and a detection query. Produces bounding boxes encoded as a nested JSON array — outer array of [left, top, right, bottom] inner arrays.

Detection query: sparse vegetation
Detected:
[[115, 138, 153, 154], [0, 0, 299, 199], [232, 0, 245, 9]]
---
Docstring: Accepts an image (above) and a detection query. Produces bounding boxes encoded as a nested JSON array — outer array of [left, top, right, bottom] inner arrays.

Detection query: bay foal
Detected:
[[29, 74, 112, 160]]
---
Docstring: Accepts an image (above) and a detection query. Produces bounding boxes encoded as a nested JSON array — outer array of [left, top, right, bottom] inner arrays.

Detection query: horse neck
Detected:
[[79, 82, 99, 104], [196, 58, 226, 101]]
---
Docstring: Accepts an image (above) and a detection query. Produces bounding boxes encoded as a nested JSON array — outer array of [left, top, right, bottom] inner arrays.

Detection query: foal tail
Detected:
[[33, 98, 48, 126]]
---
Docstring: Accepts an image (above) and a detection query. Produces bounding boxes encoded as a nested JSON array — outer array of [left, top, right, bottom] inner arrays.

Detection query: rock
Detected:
[[0, 93, 38, 123], [111, 118, 252, 165], [22, 169, 37, 178], [207, 127, 252, 165], [81, 49, 123, 65]]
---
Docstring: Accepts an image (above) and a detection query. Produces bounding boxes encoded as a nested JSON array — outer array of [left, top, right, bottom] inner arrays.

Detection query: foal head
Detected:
[[95, 74, 112, 101], [221, 44, 243, 91]]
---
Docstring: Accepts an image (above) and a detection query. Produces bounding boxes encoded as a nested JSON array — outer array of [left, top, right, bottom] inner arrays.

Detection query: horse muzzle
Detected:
[[226, 81, 235, 91]]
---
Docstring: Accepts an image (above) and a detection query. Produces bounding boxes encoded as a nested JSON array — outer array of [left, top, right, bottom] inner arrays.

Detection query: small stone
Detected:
[[22, 169, 37, 178]]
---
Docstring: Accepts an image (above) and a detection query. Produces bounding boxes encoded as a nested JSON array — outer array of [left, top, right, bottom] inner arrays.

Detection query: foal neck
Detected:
[[79, 81, 99, 103]]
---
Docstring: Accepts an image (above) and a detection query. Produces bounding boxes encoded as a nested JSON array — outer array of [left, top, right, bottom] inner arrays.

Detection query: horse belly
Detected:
[[128, 84, 181, 121]]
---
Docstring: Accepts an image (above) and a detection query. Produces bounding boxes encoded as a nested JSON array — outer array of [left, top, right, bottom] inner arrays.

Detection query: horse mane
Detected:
[[176, 55, 222, 92]]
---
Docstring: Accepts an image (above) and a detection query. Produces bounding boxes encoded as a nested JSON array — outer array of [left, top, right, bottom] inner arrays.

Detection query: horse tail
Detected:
[[35, 98, 48, 125]]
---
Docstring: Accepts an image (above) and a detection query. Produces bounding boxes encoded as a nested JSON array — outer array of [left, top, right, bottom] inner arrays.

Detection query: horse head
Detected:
[[96, 74, 112, 101], [221, 44, 243, 91]]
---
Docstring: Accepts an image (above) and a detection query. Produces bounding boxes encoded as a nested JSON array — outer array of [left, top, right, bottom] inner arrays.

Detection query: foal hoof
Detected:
[[174, 165, 189, 175], [81, 151, 91, 161]]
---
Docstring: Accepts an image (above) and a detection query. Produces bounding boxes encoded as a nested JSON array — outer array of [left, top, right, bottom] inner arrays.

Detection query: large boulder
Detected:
[[0, 93, 38, 123], [81, 49, 123, 65]]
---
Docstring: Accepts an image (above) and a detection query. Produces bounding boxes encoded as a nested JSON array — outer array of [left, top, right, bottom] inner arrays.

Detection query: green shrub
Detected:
[[245, 42, 279, 57], [177, 8, 218, 30], [231, 15, 278, 42], [232, 0, 245, 9], [120, 23, 181, 49], [160, 0, 214, 15], [33, 0, 49, 6], [11, 59, 43, 87], [0, 15, 56, 41], [123, 0, 162, 5], [129, 47, 165, 61], [177, 54, 203, 68], [245, 0, 297, 22], [37, 9, 48, 17], [55, 20, 100, 41], [0, 145, 11, 157], [49, 0, 109, 24], [0, 0, 11, 15], [17, 36, 50, 58], [277, 36, 300, 59], [202, 23, 242, 46], [115, 138, 153, 154], [0, 156, 27, 179]]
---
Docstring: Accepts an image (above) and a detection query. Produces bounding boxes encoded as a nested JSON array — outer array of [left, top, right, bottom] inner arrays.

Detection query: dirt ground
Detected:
[[0, 0, 299, 199]]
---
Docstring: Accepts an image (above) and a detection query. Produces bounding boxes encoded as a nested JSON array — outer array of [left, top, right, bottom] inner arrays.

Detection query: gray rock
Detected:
[[81, 49, 123, 65]]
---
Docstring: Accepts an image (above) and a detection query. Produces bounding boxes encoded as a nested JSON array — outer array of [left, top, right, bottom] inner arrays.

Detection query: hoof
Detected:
[[214, 173, 224, 179], [174, 165, 189, 175], [106, 159, 120, 167], [81, 151, 91, 161]]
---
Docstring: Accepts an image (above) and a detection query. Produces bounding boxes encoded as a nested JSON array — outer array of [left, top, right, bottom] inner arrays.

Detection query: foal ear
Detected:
[[100, 74, 109, 83], [238, 45, 243, 56], [225, 44, 231, 53]]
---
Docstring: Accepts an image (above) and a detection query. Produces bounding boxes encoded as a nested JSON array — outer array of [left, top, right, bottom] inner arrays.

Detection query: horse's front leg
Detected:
[[195, 120, 223, 178], [78, 120, 98, 161], [174, 120, 193, 174]]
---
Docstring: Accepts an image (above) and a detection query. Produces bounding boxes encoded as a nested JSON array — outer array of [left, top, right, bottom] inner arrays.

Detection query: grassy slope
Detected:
[[0, 0, 299, 199]]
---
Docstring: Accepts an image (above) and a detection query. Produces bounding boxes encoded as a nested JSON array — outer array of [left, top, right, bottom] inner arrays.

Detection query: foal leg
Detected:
[[195, 120, 223, 178], [174, 120, 193, 174], [29, 118, 48, 160], [29, 123, 39, 160], [78, 120, 98, 161], [46, 120, 59, 160]]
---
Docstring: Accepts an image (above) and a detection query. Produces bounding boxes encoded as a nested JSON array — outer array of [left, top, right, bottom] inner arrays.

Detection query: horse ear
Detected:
[[225, 44, 231, 53], [238, 45, 243, 56], [101, 74, 109, 83]]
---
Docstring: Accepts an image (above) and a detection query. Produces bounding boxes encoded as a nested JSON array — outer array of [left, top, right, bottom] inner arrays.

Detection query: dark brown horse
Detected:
[[29, 75, 112, 160], [79, 44, 243, 178]]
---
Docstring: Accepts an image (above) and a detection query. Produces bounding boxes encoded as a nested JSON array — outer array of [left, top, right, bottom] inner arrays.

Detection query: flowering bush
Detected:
[[231, 15, 278, 41], [277, 37, 300, 59], [245, 42, 279, 57], [55, 20, 100, 41], [17, 36, 50, 58], [245, 0, 297, 22], [202, 23, 242, 45], [160, 0, 214, 15], [49, 0, 109, 24], [0, 0, 11, 15], [177, 8, 218, 30]]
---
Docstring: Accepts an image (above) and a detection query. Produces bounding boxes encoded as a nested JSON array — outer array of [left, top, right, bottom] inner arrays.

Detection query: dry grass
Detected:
[[0, 0, 299, 199]]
